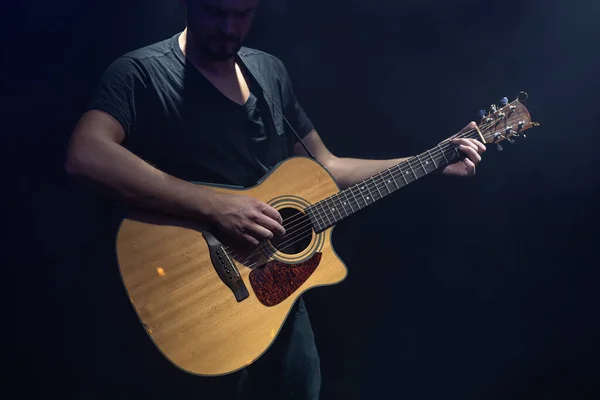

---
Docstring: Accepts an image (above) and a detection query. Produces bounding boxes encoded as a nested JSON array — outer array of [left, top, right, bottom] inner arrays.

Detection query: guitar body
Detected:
[[116, 157, 347, 376], [115, 93, 539, 377]]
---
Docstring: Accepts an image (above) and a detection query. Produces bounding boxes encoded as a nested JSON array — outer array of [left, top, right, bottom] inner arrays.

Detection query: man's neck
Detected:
[[178, 28, 236, 78]]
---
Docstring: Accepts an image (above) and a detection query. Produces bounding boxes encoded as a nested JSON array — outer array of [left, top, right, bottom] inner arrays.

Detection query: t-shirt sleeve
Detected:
[[278, 61, 314, 142], [86, 56, 146, 137]]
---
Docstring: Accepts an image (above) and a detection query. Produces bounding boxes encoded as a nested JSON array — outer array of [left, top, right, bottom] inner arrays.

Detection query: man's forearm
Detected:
[[66, 136, 221, 221], [324, 156, 410, 190]]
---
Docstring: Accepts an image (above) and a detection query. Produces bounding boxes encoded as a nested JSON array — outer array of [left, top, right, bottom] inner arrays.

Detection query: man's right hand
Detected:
[[66, 111, 286, 245], [207, 192, 286, 246]]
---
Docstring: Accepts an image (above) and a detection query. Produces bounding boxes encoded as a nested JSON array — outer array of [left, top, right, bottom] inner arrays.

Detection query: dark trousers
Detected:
[[201, 297, 322, 400], [241, 296, 321, 400]]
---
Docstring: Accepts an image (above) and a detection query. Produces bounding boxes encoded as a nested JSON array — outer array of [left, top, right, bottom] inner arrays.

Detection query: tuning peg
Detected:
[[500, 97, 509, 106], [496, 143, 503, 151], [518, 91, 529, 102], [506, 136, 515, 144], [490, 104, 498, 113], [479, 109, 493, 124]]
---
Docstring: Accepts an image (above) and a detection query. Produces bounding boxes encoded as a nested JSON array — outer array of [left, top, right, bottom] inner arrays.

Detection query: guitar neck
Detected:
[[307, 131, 481, 232]]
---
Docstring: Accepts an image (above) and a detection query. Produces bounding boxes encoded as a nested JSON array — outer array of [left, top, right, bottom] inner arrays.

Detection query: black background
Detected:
[[4, 0, 600, 398]]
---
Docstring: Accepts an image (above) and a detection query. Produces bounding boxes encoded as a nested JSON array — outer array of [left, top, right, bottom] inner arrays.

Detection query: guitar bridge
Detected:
[[203, 231, 249, 302]]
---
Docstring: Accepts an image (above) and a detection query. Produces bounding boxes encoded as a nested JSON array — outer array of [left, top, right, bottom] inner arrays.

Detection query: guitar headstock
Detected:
[[477, 92, 539, 150]]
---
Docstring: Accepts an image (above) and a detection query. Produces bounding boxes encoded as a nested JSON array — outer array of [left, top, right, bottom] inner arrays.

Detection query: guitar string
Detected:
[[223, 135, 465, 267], [222, 127, 475, 257], [228, 130, 486, 270], [223, 108, 520, 267], [273, 107, 520, 239], [222, 98, 520, 254], [231, 117, 527, 272], [224, 125, 486, 266], [226, 125, 493, 269], [233, 142, 469, 272]]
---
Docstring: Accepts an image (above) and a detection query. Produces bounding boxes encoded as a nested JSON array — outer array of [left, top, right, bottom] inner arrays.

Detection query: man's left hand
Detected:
[[440, 121, 487, 177]]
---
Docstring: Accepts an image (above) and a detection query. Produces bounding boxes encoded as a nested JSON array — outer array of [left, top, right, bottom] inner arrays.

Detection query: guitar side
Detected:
[[115, 157, 348, 376]]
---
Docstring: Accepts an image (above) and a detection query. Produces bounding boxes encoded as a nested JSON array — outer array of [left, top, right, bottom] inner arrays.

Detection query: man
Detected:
[[65, 0, 485, 398]]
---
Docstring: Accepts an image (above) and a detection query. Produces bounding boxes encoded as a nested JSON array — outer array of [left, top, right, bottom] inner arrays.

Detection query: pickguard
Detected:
[[249, 252, 322, 307]]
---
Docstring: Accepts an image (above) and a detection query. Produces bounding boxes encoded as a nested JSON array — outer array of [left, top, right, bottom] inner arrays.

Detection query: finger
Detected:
[[261, 203, 284, 225], [452, 138, 480, 155], [471, 139, 487, 154], [465, 139, 485, 154], [257, 213, 286, 237], [241, 233, 260, 246], [246, 223, 275, 241], [458, 121, 477, 135], [454, 138, 486, 153], [458, 144, 482, 164], [452, 138, 476, 148], [464, 158, 476, 175]]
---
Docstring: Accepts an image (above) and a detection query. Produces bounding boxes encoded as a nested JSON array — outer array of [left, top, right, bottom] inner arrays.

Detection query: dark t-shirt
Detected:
[[88, 32, 314, 188]]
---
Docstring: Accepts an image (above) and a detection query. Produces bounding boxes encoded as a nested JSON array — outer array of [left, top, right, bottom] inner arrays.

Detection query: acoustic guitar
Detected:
[[116, 93, 538, 376]]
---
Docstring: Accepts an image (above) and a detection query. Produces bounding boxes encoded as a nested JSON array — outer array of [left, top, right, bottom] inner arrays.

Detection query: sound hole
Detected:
[[270, 207, 313, 255]]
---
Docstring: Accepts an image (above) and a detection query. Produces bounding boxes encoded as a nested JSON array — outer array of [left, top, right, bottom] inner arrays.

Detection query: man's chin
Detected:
[[207, 45, 240, 61], [211, 52, 237, 61]]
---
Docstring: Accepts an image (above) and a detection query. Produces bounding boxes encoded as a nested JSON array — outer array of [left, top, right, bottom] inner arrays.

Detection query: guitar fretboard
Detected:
[[306, 133, 478, 232]]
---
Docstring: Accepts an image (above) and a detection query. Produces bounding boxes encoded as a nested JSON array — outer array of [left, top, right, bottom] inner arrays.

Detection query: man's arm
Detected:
[[293, 130, 409, 190], [65, 110, 221, 220], [65, 110, 285, 245], [294, 125, 485, 189]]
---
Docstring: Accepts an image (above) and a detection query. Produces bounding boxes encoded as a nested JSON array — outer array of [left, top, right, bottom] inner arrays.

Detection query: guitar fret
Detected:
[[333, 195, 345, 220], [344, 190, 355, 213], [363, 182, 374, 204], [326, 197, 342, 223], [350, 185, 362, 211], [357, 182, 369, 206], [317, 203, 328, 230], [452, 143, 461, 159], [336, 193, 350, 217], [426, 149, 438, 169], [387, 168, 400, 190], [321, 200, 333, 227], [398, 164, 409, 185], [322, 198, 332, 224], [325, 197, 337, 225], [437, 144, 450, 165], [371, 176, 383, 200], [310, 205, 324, 232], [416, 154, 428, 175], [407, 160, 418, 180], [381, 172, 391, 194]]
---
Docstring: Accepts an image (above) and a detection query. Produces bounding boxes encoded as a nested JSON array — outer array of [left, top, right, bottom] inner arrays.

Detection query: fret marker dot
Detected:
[[426, 161, 429, 164], [366, 196, 370, 200]]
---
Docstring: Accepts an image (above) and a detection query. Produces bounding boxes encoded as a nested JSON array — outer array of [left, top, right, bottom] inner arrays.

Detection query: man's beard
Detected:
[[200, 35, 242, 61]]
